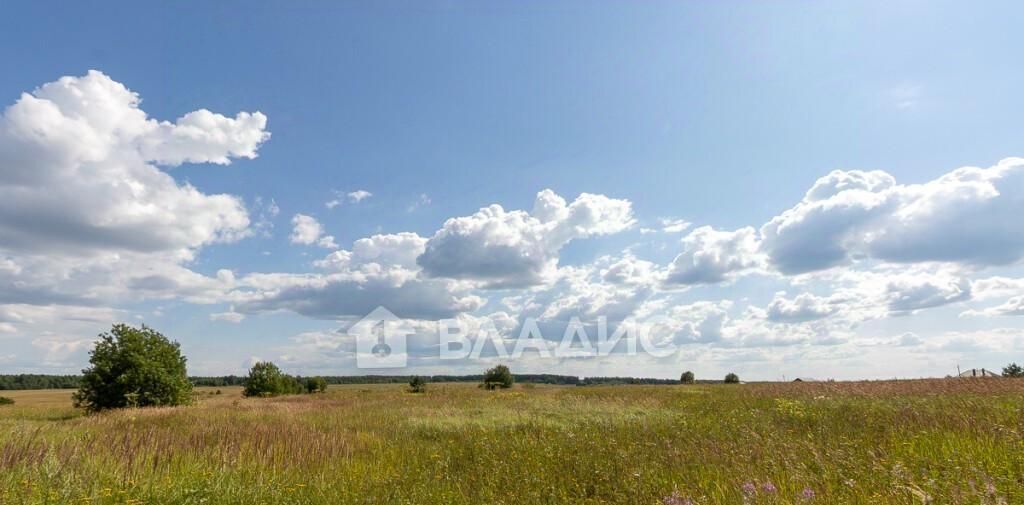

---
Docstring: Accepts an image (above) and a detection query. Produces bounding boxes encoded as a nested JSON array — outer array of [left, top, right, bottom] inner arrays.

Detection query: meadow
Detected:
[[1, 379, 1022, 504]]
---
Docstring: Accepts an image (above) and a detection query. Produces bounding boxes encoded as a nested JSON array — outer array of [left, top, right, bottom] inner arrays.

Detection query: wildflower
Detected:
[[801, 487, 816, 500], [762, 481, 777, 493], [742, 481, 757, 495]]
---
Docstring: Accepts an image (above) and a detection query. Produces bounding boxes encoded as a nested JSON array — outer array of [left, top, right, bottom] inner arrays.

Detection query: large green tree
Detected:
[[73, 324, 192, 412]]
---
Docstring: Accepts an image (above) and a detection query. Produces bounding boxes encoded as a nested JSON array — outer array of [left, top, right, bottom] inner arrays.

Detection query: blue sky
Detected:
[[1, 1, 1022, 379]]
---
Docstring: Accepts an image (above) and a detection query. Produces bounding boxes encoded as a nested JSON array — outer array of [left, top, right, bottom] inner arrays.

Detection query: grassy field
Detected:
[[1, 380, 1022, 504]]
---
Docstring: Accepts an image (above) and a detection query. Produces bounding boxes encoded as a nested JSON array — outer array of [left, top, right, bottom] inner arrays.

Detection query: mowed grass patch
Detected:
[[1, 380, 1022, 504]]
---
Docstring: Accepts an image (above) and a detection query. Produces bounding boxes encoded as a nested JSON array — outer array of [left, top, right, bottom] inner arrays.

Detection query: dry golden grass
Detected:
[[0, 388, 76, 408]]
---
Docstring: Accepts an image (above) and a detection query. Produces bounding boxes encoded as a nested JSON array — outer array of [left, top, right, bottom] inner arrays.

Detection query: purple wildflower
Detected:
[[801, 487, 816, 500], [742, 481, 757, 495], [762, 481, 777, 493]]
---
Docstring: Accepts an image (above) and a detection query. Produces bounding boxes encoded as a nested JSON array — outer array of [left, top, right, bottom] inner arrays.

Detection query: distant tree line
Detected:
[[6, 322, 1023, 396], [578, 376, 682, 386], [196, 373, 584, 387], [3, 373, 683, 390], [190, 376, 246, 387], [0, 374, 82, 390], [3, 372, 745, 390]]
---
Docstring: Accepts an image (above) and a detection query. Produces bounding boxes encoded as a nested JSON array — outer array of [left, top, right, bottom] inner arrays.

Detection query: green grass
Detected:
[[1, 380, 1022, 504]]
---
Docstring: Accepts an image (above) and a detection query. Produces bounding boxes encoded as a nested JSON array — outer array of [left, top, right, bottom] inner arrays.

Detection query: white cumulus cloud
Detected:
[[665, 226, 762, 285], [765, 292, 838, 323], [0, 70, 269, 329], [0, 70, 267, 258], [417, 189, 634, 287], [290, 214, 337, 249], [761, 159, 1024, 275]]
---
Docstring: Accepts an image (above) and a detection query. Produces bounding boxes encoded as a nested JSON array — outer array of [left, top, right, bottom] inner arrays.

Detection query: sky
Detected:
[[1, 1, 1022, 380]]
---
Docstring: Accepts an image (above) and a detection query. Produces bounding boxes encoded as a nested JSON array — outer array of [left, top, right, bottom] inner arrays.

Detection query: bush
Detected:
[[680, 371, 695, 384], [73, 324, 192, 412], [0, 396, 13, 406], [283, 375, 305, 395], [724, 373, 740, 384], [305, 376, 328, 393], [408, 376, 427, 393], [242, 362, 310, 397], [243, 362, 287, 397], [1003, 363, 1023, 378], [482, 365, 514, 390]]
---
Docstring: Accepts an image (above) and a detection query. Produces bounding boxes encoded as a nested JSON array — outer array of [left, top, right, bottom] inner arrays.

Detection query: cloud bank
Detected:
[[2, 71, 1022, 378]]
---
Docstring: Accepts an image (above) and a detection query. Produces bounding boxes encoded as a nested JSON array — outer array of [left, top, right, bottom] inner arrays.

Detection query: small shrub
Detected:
[[1003, 363, 1023, 378], [243, 363, 310, 397], [482, 365, 514, 390], [408, 376, 427, 393], [283, 375, 305, 395], [305, 376, 328, 393], [0, 396, 13, 406], [724, 373, 740, 384], [680, 371, 695, 384], [243, 362, 288, 397]]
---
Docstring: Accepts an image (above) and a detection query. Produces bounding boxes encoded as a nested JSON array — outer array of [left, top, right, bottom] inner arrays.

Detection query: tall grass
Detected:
[[1, 380, 1022, 504]]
